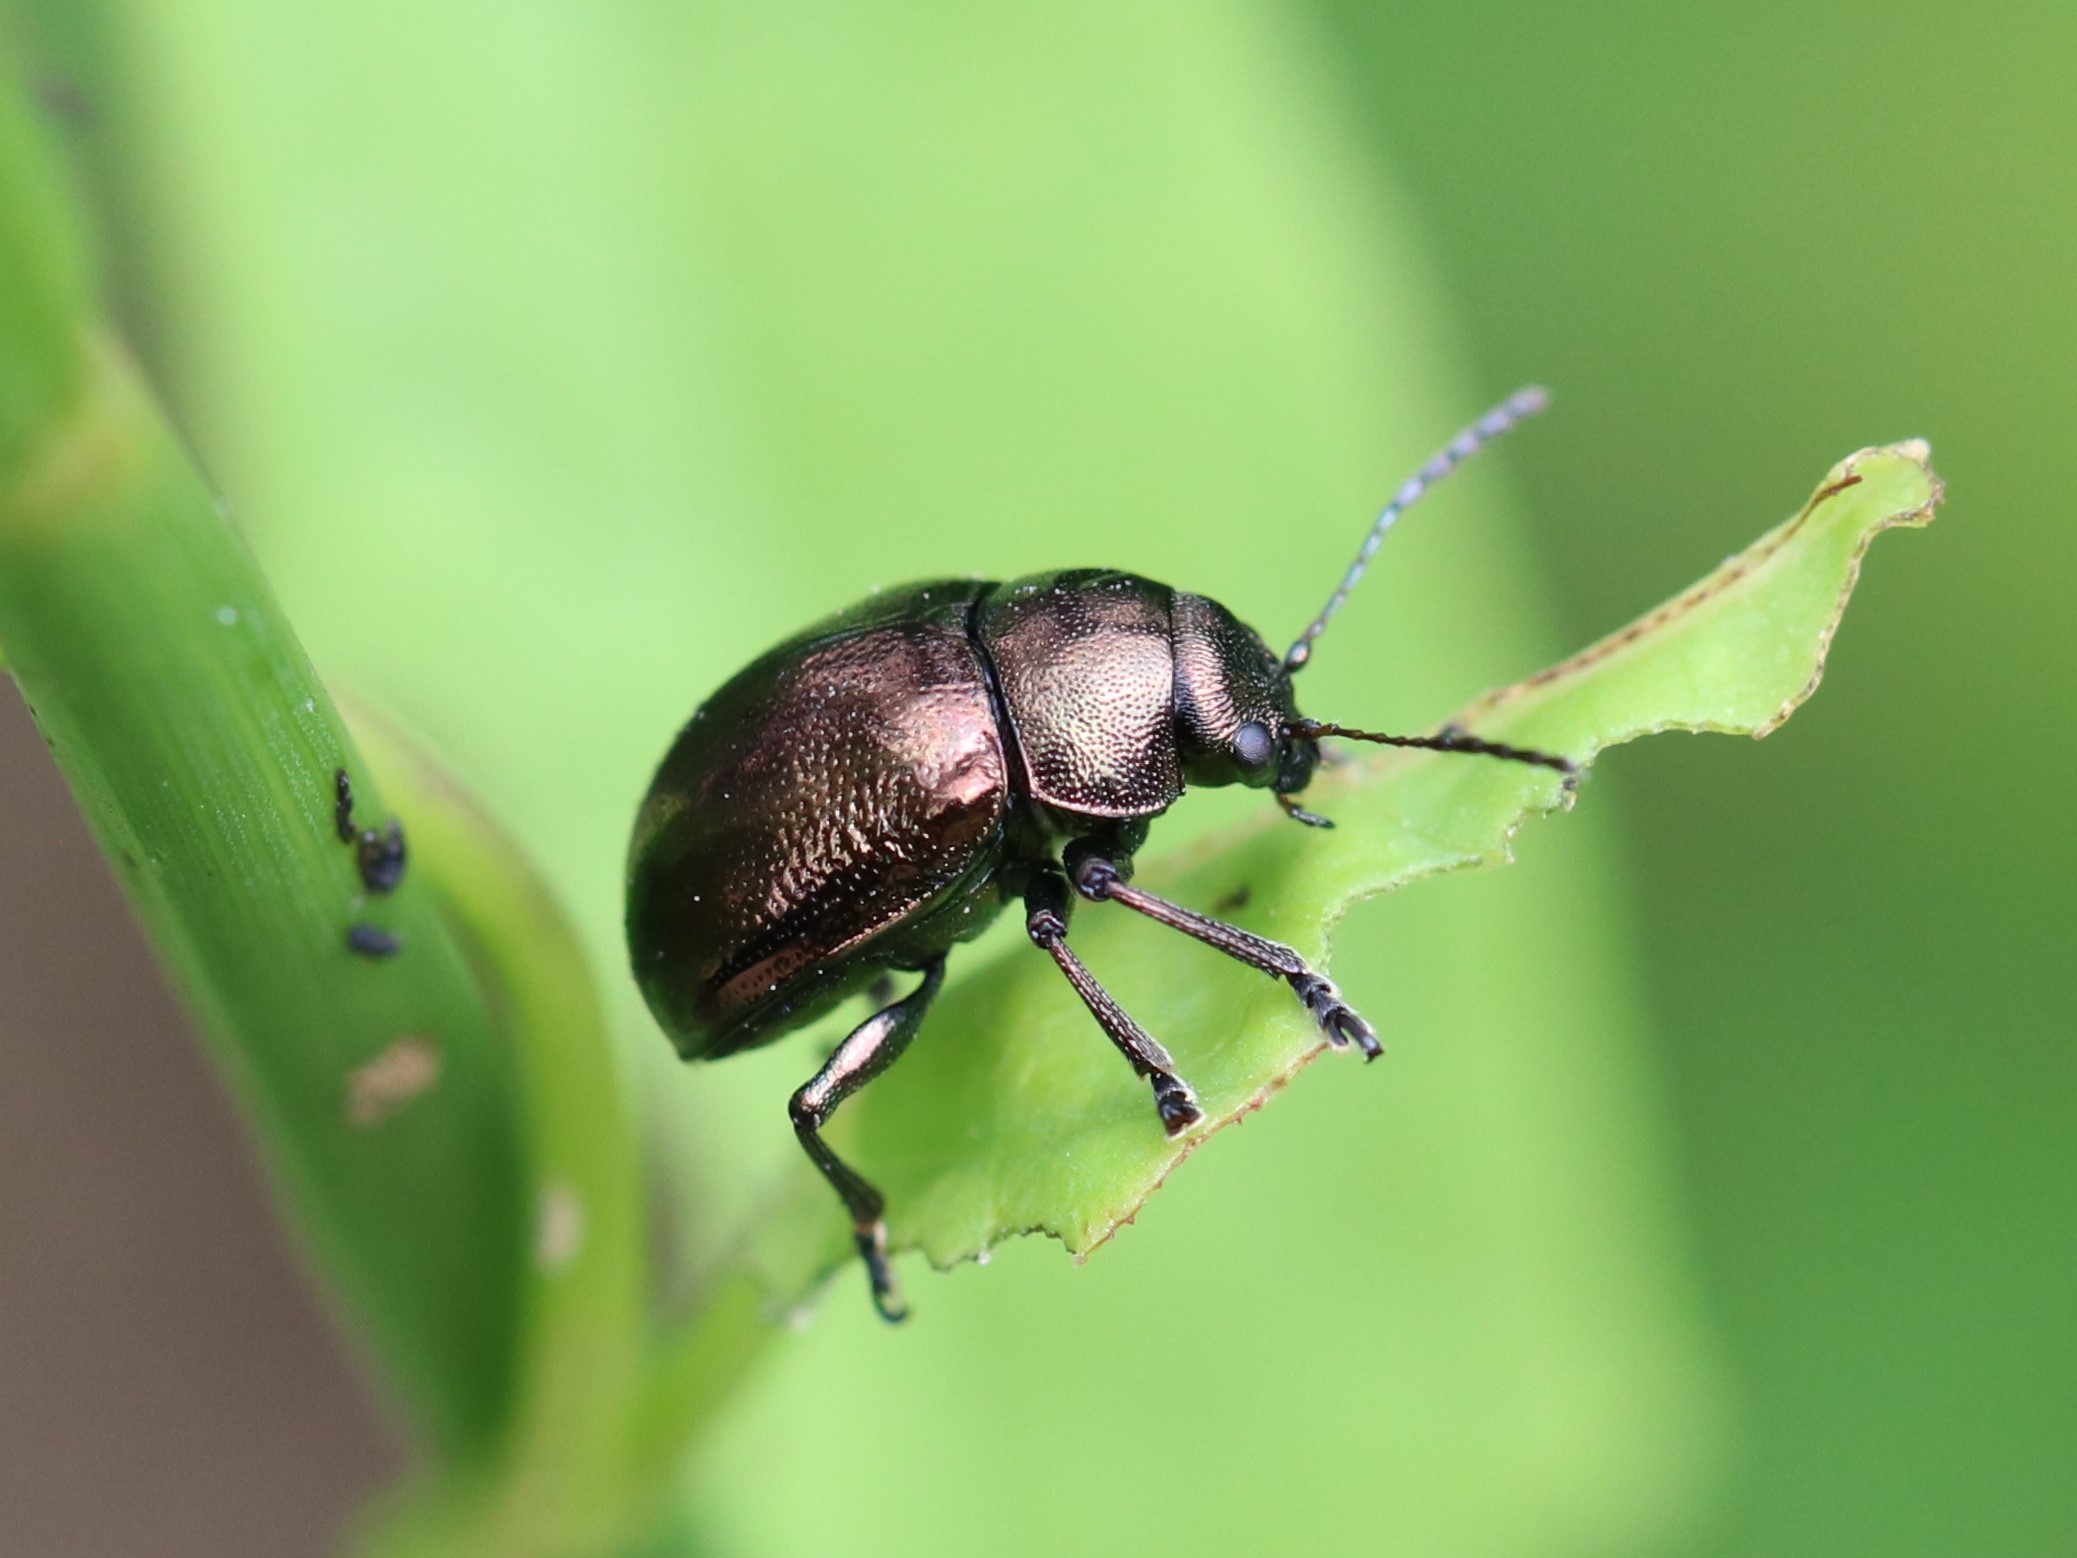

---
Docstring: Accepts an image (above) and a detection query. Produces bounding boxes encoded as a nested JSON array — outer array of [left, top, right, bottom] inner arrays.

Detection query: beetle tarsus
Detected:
[[1151, 1070, 1204, 1135], [857, 1224, 908, 1323], [1293, 973, 1382, 1060], [1276, 794, 1335, 829]]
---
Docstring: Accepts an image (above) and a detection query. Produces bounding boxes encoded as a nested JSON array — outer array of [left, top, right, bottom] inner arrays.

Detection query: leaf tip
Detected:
[[1748, 437, 1945, 738]]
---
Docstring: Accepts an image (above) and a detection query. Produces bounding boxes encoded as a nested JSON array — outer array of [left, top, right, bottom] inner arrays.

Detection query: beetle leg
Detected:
[[788, 956, 946, 1323], [1064, 842, 1382, 1060], [1276, 793, 1336, 829], [1025, 867, 1203, 1136]]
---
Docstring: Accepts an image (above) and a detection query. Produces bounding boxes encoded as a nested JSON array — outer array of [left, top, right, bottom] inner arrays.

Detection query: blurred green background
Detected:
[[1, 3, 2068, 1556]]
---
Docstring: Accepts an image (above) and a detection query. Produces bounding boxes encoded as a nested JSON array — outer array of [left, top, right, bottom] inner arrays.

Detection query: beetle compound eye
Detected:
[[1234, 720, 1275, 771]]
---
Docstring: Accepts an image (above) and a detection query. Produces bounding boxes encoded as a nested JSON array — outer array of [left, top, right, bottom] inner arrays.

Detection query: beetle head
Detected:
[[1168, 387, 1560, 827], [1170, 591, 1317, 797]]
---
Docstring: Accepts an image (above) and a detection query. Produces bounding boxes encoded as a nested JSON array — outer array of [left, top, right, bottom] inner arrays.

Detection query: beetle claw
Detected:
[[856, 1224, 908, 1324]]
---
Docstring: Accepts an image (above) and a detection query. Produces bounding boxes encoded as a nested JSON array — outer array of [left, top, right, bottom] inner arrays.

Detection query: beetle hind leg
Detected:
[[1064, 841, 1382, 1061], [1025, 867, 1204, 1135], [789, 957, 946, 1322]]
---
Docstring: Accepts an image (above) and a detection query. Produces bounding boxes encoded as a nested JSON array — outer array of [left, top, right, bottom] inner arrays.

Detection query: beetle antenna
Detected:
[[1287, 717, 1578, 787], [1284, 385, 1551, 673]]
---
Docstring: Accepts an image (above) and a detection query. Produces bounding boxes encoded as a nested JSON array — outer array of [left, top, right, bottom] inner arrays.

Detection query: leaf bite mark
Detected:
[[345, 1035, 441, 1127], [1470, 442, 1940, 738], [1482, 474, 1865, 709], [1067, 1034, 1333, 1263], [1758, 443, 1942, 737]]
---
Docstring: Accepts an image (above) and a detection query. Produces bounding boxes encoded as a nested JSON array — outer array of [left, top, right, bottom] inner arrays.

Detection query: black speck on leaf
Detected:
[[347, 924, 402, 959], [332, 768, 356, 843], [357, 821, 407, 894]]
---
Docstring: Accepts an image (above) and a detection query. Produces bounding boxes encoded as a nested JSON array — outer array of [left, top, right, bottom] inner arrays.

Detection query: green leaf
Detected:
[[748, 442, 1942, 1297]]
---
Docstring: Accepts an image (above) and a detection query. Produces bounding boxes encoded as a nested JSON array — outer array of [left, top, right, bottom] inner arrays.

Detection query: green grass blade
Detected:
[[0, 84, 529, 1460], [2, 55, 750, 1543], [746, 442, 1942, 1296]]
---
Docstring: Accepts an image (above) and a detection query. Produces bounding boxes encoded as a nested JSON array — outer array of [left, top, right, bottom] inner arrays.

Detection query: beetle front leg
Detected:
[[1024, 867, 1203, 1135], [789, 956, 946, 1322], [1063, 841, 1382, 1060]]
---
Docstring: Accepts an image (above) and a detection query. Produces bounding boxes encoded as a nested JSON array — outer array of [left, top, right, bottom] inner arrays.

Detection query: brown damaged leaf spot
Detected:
[[346, 1035, 442, 1126], [534, 1181, 587, 1273]]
